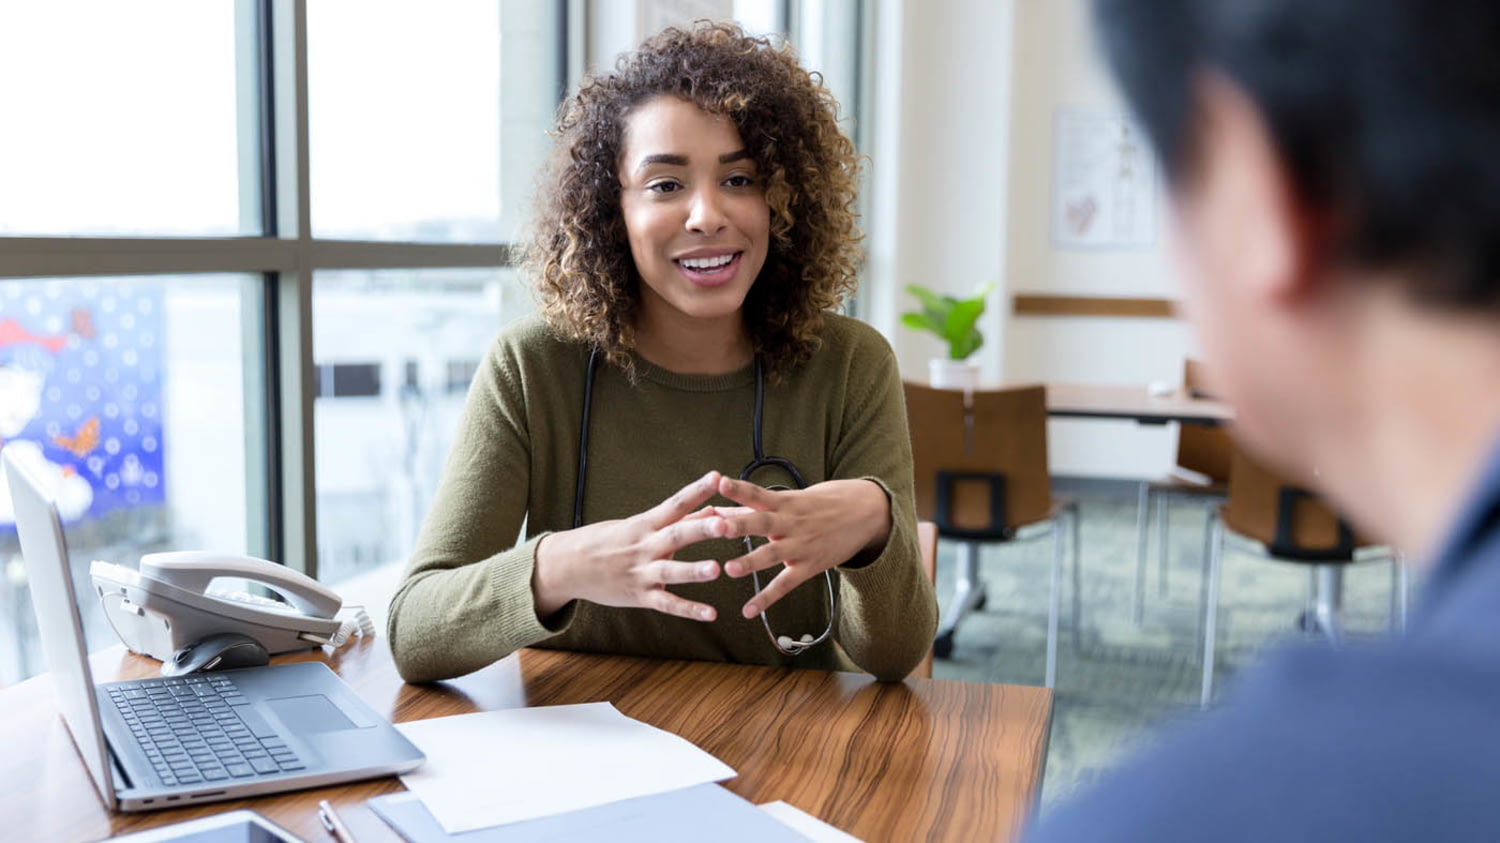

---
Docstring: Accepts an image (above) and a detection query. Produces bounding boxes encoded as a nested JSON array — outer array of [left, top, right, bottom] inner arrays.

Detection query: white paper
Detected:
[[758, 802, 864, 843], [395, 702, 737, 834], [369, 785, 809, 842], [1052, 107, 1158, 249]]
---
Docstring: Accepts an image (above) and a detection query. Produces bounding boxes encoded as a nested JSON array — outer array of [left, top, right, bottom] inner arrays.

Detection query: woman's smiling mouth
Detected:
[[675, 251, 744, 286]]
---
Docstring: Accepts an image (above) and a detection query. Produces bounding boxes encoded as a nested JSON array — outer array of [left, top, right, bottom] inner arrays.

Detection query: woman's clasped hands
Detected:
[[532, 470, 891, 623]]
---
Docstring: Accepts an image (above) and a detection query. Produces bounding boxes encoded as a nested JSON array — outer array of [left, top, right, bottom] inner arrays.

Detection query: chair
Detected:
[[904, 382, 1079, 689], [1133, 359, 1233, 624], [1199, 445, 1397, 706], [914, 520, 938, 680]]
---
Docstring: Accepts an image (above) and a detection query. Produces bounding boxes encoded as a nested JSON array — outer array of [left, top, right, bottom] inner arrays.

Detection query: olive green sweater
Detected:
[[387, 313, 937, 683]]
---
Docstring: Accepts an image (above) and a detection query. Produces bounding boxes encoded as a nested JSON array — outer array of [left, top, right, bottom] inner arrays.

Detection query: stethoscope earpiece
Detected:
[[776, 634, 819, 654]]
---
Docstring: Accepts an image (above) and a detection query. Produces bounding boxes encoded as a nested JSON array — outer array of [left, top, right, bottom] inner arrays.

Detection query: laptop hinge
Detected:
[[109, 743, 135, 790]]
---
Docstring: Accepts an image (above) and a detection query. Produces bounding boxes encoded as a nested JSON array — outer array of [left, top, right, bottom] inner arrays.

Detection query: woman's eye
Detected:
[[724, 174, 756, 188], [647, 181, 681, 194]]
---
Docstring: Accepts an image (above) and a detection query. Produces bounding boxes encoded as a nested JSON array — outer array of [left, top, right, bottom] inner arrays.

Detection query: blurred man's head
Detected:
[[1092, 0, 1500, 525]]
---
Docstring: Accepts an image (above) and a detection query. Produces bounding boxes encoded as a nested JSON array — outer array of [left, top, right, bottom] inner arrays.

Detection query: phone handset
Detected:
[[138, 551, 343, 620]]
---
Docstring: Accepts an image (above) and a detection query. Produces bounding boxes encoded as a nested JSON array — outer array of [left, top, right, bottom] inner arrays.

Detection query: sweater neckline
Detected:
[[633, 355, 757, 392]]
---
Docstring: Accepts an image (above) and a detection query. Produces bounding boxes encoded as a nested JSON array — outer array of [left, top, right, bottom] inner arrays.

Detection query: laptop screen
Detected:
[[4, 445, 120, 810]]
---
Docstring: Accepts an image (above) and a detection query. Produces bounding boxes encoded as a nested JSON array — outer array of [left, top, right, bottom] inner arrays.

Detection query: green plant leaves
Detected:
[[905, 284, 951, 315], [901, 311, 944, 335], [900, 282, 995, 360]]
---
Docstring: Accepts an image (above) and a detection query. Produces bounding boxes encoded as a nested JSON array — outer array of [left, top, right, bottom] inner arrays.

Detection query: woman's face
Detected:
[[617, 96, 770, 333]]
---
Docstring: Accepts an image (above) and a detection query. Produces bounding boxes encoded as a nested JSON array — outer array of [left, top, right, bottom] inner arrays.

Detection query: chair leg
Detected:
[[934, 541, 986, 657], [1070, 502, 1083, 652], [1132, 484, 1151, 625], [1200, 514, 1224, 708], [1156, 490, 1171, 598], [1312, 565, 1344, 647], [1191, 508, 1216, 668], [1046, 520, 1063, 689], [1301, 568, 1317, 630], [1389, 553, 1409, 635]]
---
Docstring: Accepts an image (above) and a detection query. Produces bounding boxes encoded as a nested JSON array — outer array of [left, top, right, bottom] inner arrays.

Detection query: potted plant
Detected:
[[901, 283, 995, 391]]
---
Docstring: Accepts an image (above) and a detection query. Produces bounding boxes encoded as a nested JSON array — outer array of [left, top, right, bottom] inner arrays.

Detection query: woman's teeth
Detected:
[[679, 253, 735, 270]]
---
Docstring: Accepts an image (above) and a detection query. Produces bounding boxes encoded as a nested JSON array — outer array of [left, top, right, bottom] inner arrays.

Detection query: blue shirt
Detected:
[[1029, 439, 1500, 842]]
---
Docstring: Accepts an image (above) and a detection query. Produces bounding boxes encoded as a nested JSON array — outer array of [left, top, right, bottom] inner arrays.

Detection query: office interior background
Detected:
[[0, 0, 1408, 809]]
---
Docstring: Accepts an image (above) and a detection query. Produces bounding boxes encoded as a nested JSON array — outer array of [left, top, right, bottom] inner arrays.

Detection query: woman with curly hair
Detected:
[[387, 22, 937, 683]]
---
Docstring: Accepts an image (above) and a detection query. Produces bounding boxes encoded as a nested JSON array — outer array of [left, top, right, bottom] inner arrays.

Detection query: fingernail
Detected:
[[698, 607, 715, 621], [725, 562, 741, 577], [699, 562, 717, 579], [743, 603, 759, 619]]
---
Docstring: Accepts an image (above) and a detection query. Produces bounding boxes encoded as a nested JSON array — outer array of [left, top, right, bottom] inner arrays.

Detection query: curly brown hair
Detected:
[[523, 21, 863, 382]]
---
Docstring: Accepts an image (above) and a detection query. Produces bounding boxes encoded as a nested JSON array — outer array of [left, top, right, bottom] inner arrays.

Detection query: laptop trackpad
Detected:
[[267, 695, 357, 733]]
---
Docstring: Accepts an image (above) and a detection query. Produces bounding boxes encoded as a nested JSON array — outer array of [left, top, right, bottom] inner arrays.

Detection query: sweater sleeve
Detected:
[[386, 338, 576, 682], [827, 338, 939, 681]]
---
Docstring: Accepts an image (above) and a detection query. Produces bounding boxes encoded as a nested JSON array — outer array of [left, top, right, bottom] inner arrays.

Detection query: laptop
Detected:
[[3, 445, 425, 812]]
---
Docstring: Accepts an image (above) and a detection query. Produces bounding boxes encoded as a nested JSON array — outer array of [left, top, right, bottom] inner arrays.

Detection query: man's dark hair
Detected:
[[1093, 0, 1500, 310]]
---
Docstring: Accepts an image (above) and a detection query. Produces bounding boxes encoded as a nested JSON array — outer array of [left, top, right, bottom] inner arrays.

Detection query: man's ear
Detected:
[[1188, 71, 1331, 308]]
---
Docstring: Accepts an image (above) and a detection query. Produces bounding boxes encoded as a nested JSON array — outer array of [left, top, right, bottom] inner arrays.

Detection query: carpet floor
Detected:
[[929, 488, 1407, 815]]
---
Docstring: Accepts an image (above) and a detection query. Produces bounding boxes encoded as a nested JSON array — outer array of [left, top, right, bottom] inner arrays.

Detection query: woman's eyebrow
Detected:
[[634, 149, 751, 173], [638, 153, 688, 170]]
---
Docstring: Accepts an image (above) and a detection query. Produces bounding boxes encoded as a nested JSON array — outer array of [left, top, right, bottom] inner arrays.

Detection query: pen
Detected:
[[318, 799, 358, 843]]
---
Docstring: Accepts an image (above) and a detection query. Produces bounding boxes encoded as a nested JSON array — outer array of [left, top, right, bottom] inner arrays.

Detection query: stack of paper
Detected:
[[370, 785, 805, 842], [380, 702, 858, 842], [395, 702, 733, 833]]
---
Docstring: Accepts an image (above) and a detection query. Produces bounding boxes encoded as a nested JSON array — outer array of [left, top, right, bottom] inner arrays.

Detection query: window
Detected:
[[316, 363, 383, 399], [445, 359, 480, 395], [307, 2, 502, 242], [0, 3, 259, 236], [0, 1, 564, 685], [311, 268, 527, 584], [0, 275, 262, 681]]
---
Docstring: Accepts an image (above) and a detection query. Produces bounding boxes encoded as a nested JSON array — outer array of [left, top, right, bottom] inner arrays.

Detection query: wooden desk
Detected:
[[1046, 382, 1232, 426], [1, 639, 1053, 842]]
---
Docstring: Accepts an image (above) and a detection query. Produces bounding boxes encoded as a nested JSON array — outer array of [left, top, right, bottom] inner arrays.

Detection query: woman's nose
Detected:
[[685, 186, 728, 235]]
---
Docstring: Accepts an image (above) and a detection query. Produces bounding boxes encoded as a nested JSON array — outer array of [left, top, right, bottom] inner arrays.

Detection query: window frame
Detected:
[[0, 0, 539, 576]]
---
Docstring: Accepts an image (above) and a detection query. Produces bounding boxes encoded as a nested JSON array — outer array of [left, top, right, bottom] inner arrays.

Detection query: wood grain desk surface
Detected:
[[1045, 382, 1232, 425], [0, 639, 1053, 842]]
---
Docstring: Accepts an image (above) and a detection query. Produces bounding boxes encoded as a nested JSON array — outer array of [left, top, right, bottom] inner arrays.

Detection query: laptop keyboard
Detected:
[[105, 674, 306, 788]]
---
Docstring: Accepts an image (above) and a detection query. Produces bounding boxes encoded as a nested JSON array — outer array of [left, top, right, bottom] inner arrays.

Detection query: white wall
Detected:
[[998, 0, 1196, 477], [860, 0, 1199, 478], [864, 0, 1014, 386]]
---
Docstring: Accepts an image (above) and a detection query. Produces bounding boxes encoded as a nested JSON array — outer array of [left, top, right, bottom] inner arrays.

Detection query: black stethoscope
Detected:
[[571, 347, 837, 655]]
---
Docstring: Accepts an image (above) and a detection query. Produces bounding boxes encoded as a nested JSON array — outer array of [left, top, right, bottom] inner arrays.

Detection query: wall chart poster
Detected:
[[1052, 107, 1159, 250], [0, 281, 166, 528]]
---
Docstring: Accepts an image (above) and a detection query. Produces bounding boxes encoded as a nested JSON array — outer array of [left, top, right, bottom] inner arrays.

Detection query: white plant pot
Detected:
[[928, 358, 980, 392]]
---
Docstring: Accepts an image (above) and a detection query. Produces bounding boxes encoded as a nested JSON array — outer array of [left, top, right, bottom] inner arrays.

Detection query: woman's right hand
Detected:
[[532, 471, 729, 622]]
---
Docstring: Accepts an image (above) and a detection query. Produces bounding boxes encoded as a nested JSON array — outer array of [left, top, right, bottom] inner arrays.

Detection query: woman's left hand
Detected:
[[714, 475, 891, 618]]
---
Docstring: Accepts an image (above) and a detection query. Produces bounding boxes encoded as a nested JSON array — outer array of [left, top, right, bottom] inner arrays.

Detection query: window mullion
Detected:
[[269, 0, 317, 577]]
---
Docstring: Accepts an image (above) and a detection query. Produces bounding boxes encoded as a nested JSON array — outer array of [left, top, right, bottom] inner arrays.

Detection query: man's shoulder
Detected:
[[1031, 639, 1500, 841]]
